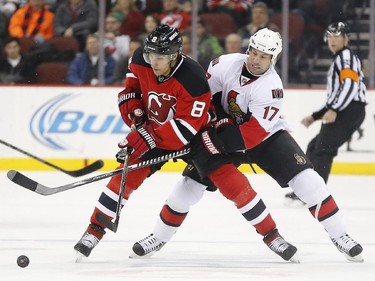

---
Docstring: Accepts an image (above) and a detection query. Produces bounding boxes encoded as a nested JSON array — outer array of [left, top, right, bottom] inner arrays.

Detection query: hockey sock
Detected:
[[159, 204, 188, 227], [289, 169, 347, 238], [208, 164, 276, 236], [309, 195, 347, 238], [106, 164, 152, 200], [153, 176, 206, 242], [87, 223, 106, 240]]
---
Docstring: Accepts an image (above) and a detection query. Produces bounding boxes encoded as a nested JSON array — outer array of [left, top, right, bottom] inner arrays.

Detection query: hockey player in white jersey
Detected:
[[131, 28, 364, 262]]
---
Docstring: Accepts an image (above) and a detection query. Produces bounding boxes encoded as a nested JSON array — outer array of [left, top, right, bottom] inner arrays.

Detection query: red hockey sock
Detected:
[[89, 210, 108, 236], [208, 164, 276, 236], [106, 164, 151, 200], [208, 164, 256, 207]]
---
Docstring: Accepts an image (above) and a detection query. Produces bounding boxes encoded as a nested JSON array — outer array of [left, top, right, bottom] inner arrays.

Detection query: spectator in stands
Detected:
[[178, 0, 191, 13], [137, 13, 160, 43], [158, 0, 191, 32], [111, 0, 144, 38], [237, 1, 279, 51], [66, 33, 116, 85], [112, 37, 142, 85], [224, 32, 242, 53], [8, 0, 54, 44], [53, 0, 98, 52], [258, 0, 299, 14], [206, 0, 253, 28], [1, 1, 18, 19], [196, 17, 223, 70], [104, 11, 130, 62], [0, 36, 33, 83], [0, 7, 11, 45], [44, 0, 64, 12], [181, 31, 191, 57], [134, 0, 163, 14]]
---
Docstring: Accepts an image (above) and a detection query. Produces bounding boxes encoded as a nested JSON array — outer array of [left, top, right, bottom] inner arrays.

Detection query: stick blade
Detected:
[[95, 212, 118, 232], [7, 170, 38, 191], [6, 170, 55, 195], [66, 160, 104, 177]]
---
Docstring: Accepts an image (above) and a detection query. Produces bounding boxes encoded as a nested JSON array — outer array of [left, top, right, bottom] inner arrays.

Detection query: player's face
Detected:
[[246, 48, 272, 75], [147, 52, 173, 76], [327, 34, 347, 55]]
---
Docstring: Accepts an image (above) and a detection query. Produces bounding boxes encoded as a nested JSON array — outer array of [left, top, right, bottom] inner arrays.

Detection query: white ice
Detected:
[[1, 171, 374, 281]]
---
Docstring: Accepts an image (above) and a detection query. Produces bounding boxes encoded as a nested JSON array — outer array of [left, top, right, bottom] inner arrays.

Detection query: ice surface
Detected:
[[1, 171, 374, 280]]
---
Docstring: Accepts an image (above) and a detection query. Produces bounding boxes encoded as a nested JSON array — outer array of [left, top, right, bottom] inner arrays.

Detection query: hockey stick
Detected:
[[0, 139, 104, 177], [95, 149, 131, 232], [6, 148, 190, 196]]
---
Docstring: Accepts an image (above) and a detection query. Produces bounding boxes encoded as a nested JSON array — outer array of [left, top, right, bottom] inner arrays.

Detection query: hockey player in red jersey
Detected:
[[74, 25, 298, 262], [131, 28, 364, 262]]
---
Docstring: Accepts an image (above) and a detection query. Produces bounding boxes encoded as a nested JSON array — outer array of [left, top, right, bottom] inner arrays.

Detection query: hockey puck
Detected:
[[17, 255, 29, 268]]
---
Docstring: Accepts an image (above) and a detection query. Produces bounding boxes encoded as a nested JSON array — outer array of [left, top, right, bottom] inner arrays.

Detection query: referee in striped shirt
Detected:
[[286, 22, 367, 202]]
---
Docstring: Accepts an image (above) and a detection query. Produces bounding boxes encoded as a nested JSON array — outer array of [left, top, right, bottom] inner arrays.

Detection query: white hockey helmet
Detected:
[[247, 28, 282, 65]]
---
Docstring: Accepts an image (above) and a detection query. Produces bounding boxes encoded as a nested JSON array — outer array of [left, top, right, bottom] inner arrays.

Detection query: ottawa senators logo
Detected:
[[294, 153, 307, 165], [148, 92, 176, 125], [227, 90, 249, 124]]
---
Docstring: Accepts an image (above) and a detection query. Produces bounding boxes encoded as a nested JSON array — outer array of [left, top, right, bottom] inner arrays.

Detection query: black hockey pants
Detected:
[[306, 101, 366, 183]]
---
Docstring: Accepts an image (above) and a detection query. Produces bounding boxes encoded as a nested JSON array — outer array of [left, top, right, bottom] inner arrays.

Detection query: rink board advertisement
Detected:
[[0, 86, 374, 174]]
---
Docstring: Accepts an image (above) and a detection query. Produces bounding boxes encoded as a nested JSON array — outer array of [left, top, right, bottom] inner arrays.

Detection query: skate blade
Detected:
[[344, 253, 364, 263], [129, 251, 156, 259], [289, 253, 300, 264], [75, 252, 86, 263]]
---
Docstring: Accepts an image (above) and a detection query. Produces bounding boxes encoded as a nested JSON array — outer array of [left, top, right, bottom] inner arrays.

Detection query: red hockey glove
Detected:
[[118, 88, 146, 128], [118, 124, 160, 159], [129, 108, 146, 130]]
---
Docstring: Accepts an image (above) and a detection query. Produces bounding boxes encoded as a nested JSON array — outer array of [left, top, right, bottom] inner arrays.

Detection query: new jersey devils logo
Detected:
[[148, 92, 176, 125]]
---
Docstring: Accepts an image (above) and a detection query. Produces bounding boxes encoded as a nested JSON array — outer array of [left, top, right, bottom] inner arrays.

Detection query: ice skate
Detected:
[[74, 224, 105, 261], [264, 229, 299, 263], [284, 191, 306, 207], [331, 234, 364, 262], [129, 233, 166, 258]]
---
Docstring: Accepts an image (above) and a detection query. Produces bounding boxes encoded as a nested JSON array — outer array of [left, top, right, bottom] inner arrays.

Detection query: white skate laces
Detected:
[[80, 232, 100, 248], [74, 231, 100, 260], [263, 229, 299, 263], [331, 234, 364, 262], [130, 233, 166, 258], [74, 224, 105, 260]]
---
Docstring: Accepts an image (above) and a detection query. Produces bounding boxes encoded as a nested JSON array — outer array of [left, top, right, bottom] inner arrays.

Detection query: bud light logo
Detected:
[[30, 93, 129, 150]]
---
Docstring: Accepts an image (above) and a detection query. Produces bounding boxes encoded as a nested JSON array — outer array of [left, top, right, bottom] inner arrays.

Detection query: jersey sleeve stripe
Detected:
[[176, 118, 198, 135], [170, 119, 189, 145]]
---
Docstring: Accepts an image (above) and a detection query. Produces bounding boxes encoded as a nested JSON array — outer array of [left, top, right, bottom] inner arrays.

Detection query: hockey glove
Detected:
[[118, 88, 146, 128], [215, 117, 234, 133], [115, 148, 129, 163], [118, 124, 160, 159]]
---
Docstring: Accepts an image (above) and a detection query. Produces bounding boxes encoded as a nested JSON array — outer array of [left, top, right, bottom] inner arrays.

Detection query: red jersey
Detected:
[[125, 48, 212, 151]]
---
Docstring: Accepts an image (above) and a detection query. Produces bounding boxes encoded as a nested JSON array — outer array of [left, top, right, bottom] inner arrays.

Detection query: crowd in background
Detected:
[[0, 0, 367, 85]]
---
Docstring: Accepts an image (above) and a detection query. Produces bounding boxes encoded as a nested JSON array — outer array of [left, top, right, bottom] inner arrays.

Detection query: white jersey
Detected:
[[207, 53, 290, 150]]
